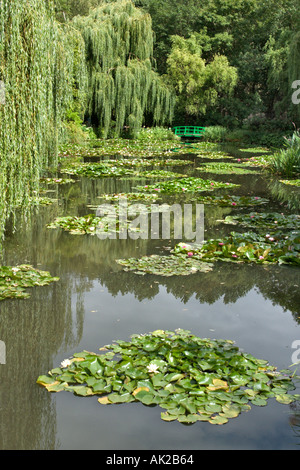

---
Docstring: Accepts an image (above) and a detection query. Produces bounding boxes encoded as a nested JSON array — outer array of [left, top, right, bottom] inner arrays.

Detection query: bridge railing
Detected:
[[172, 126, 205, 137]]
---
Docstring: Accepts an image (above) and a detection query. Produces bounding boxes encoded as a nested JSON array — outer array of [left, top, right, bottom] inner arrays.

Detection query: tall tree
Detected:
[[165, 34, 237, 123], [0, 0, 86, 242], [72, 0, 175, 137]]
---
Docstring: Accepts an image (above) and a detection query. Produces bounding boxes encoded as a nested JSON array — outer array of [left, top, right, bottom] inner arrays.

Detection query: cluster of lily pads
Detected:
[[40, 177, 76, 185], [116, 254, 214, 276], [222, 212, 300, 230], [0, 264, 59, 300], [196, 162, 260, 175], [99, 192, 161, 203], [173, 231, 300, 266], [116, 230, 299, 275], [136, 177, 239, 194], [59, 138, 184, 160], [47, 213, 142, 236], [194, 195, 269, 207], [37, 329, 300, 425], [60, 162, 184, 179], [280, 179, 300, 187]]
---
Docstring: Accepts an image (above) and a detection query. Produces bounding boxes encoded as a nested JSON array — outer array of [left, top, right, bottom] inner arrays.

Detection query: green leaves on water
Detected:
[[173, 231, 300, 266], [280, 179, 300, 187], [196, 162, 260, 175], [37, 329, 300, 425], [0, 264, 59, 300], [115, 230, 299, 275], [60, 162, 184, 179], [47, 213, 137, 236], [223, 212, 300, 230], [135, 177, 239, 193], [194, 195, 269, 207], [40, 177, 76, 185], [47, 214, 102, 235], [99, 192, 161, 203], [116, 254, 213, 276]]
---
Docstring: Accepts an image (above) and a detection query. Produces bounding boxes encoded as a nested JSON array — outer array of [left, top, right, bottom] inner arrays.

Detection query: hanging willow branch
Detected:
[[0, 0, 87, 243], [72, 0, 175, 138]]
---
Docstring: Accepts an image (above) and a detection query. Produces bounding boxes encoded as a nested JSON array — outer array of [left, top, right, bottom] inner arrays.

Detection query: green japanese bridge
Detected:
[[172, 126, 205, 138]]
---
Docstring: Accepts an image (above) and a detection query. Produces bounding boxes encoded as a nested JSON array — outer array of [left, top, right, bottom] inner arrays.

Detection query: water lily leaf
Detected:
[[177, 414, 200, 423], [161, 412, 178, 421], [209, 415, 229, 425], [134, 390, 156, 405], [205, 403, 222, 413], [207, 378, 228, 391], [37, 329, 300, 426], [220, 404, 241, 418], [46, 382, 67, 392], [66, 386, 94, 396], [132, 386, 149, 397], [98, 396, 111, 405], [275, 394, 295, 404], [251, 397, 268, 406], [37, 375, 57, 385], [106, 392, 134, 403]]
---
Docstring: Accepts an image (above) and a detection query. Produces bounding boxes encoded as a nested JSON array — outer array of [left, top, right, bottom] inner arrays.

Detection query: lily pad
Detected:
[[222, 212, 300, 230], [196, 162, 261, 175], [173, 231, 300, 266], [37, 329, 300, 425], [0, 264, 59, 300], [135, 177, 239, 194], [116, 254, 214, 276], [193, 195, 269, 207]]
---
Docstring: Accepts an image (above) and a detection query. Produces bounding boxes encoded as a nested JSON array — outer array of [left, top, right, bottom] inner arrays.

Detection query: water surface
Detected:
[[0, 144, 299, 450]]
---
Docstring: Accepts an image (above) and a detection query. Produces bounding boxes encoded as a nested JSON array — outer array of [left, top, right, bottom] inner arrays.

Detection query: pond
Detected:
[[0, 141, 299, 450]]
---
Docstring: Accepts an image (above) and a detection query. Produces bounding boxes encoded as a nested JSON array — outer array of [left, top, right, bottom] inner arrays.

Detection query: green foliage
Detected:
[[0, 0, 87, 242], [37, 329, 300, 425], [223, 212, 300, 231], [135, 127, 180, 141], [117, 255, 213, 276], [202, 126, 227, 142], [135, 177, 239, 193], [54, 0, 102, 22], [269, 130, 300, 177], [174, 231, 300, 266], [196, 162, 260, 175], [0, 265, 59, 300], [60, 162, 184, 178], [193, 195, 269, 207], [165, 34, 237, 119], [72, 0, 175, 137]]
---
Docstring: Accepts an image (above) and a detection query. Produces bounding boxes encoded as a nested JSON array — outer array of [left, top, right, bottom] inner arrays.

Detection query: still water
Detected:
[[0, 145, 299, 450]]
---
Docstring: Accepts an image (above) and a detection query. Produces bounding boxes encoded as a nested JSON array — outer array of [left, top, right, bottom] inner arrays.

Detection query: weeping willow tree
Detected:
[[264, 2, 300, 123], [72, 0, 175, 138], [0, 0, 87, 243]]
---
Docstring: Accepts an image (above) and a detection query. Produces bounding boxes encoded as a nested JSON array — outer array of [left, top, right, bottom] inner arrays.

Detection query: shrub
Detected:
[[270, 130, 300, 177], [135, 127, 180, 141], [202, 126, 227, 142]]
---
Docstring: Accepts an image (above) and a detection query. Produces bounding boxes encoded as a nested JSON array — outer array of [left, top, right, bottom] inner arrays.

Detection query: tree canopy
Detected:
[[72, 0, 175, 137]]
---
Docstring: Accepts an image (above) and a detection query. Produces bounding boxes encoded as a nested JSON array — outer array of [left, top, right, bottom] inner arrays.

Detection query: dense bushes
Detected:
[[0, 0, 86, 241], [269, 130, 300, 177], [202, 126, 288, 148]]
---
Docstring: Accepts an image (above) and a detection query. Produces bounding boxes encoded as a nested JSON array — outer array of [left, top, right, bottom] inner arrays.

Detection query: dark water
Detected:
[[0, 144, 300, 450]]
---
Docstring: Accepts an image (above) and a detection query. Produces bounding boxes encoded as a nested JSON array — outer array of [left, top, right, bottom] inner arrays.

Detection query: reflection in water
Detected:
[[0, 145, 299, 449]]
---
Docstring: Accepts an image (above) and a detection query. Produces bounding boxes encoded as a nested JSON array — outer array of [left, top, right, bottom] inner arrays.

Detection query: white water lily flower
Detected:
[[147, 363, 159, 374], [60, 359, 72, 368]]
